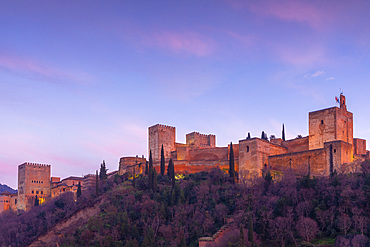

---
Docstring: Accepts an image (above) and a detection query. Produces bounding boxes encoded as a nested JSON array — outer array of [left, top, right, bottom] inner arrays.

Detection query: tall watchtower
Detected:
[[148, 124, 176, 162], [18, 163, 51, 211], [309, 94, 353, 150]]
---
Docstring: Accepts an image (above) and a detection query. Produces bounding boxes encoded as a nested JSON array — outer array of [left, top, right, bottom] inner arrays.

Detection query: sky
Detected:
[[0, 0, 369, 188]]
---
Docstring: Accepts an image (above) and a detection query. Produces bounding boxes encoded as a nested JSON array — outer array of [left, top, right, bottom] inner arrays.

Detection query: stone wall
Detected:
[[119, 157, 147, 175], [354, 138, 366, 155], [148, 124, 176, 161], [186, 132, 216, 148], [282, 136, 309, 153], [309, 102, 353, 150], [18, 163, 51, 211], [239, 138, 287, 179], [269, 148, 327, 176]]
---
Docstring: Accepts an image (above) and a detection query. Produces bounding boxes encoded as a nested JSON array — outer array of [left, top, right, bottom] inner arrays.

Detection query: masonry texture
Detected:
[[147, 95, 368, 180]]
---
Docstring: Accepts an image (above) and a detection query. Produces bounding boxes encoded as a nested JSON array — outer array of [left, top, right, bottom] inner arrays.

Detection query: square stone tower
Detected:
[[148, 124, 176, 161], [309, 94, 353, 150], [18, 162, 51, 211]]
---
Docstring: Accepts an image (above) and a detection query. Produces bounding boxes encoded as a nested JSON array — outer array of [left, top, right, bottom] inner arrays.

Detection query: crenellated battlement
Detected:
[[22, 162, 50, 167], [156, 124, 175, 130], [189, 132, 215, 138]]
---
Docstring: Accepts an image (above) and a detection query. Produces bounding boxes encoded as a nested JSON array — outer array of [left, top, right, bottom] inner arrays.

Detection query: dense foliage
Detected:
[[62, 163, 369, 246], [0, 161, 369, 246]]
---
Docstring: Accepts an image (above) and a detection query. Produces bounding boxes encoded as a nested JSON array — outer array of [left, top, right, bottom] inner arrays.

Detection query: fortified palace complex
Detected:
[[1, 94, 368, 213], [146, 94, 368, 179]]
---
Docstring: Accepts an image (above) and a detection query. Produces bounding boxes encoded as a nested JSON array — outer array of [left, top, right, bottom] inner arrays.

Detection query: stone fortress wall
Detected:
[[3, 94, 369, 214], [147, 95, 369, 179], [18, 163, 51, 211]]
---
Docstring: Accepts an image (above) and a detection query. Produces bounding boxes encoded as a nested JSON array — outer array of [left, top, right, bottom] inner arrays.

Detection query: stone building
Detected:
[[12, 162, 97, 212], [0, 191, 17, 213], [17, 163, 51, 211], [149, 95, 368, 179]]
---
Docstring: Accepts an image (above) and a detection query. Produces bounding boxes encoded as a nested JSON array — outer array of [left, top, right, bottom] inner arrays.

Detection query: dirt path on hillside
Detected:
[[28, 199, 103, 247]]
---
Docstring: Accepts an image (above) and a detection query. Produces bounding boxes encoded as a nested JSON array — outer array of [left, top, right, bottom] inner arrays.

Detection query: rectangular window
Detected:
[[32, 190, 34, 194], [36, 191, 39, 194]]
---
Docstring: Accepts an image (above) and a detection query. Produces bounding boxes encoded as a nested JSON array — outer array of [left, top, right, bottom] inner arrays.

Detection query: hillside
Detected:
[[0, 163, 369, 247], [0, 183, 17, 194]]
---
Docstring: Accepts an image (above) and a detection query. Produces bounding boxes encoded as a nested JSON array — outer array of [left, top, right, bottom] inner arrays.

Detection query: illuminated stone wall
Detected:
[[18, 163, 51, 211], [148, 124, 176, 161], [309, 95, 353, 150]]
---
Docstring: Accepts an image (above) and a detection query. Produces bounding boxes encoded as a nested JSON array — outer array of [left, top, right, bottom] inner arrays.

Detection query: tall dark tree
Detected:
[[95, 170, 99, 196], [149, 150, 153, 190], [261, 131, 265, 140], [34, 195, 39, 206], [167, 158, 173, 177], [248, 212, 254, 247], [239, 224, 245, 247], [171, 161, 175, 189], [167, 158, 175, 189], [153, 168, 158, 192], [77, 182, 82, 198], [229, 142, 235, 183], [282, 124, 286, 141], [160, 144, 165, 176], [99, 160, 108, 180], [247, 132, 251, 139], [145, 161, 149, 175]]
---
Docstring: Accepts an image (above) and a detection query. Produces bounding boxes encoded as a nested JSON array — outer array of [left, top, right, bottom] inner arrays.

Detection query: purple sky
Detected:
[[1, 0, 369, 188]]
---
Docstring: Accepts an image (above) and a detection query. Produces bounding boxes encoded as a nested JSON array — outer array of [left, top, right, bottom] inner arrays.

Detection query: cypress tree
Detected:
[[247, 132, 251, 139], [34, 195, 39, 206], [239, 224, 245, 247], [160, 144, 165, 176], [282, 124, 286, 141], [95, 170, 99, 196], [153, 168, 158, 192], [261, 131, 265, 140], [167, 158, 173, 177], [145, 161, 149, 175], [99, 160, 108, 180], [248, 212, 254, 247], [170, 159, 175, 189], [149, 150, 153, 190], [229, 142, 235, 184], [77, 182, 82, 198]]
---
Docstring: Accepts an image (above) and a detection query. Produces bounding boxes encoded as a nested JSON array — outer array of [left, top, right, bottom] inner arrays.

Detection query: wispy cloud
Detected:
[[326, 77, 335, 80], [303, 70, 325, 78], [272, 44, 326, 66], [140, 30, 215, 57], [225, 31, 255, 48], [226, 0, 329, 31], [0, 52, 93, 84]]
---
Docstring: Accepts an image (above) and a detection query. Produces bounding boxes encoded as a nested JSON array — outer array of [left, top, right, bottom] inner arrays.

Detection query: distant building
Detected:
[[17, 163, 51, 211], [149, 95, 369, 179], [0, 191, 17, 213]]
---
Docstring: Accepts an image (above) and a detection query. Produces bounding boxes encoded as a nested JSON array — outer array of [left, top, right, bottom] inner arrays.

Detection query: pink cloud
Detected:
[[142, 30, 215, 57], [0, 52, 92, 84], [226, 31, 255, 47], [226, 0, 331, 31], [272, 44, 327, 66]]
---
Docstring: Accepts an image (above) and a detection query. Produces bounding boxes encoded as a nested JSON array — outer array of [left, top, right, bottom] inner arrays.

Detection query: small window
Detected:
[[36, 191, 39, 195], [15, 199, 17, 204], [321, 120, 324, 124], [32, 190, 34, 194], [334, 149, 336, 153], [247, 146, 249, 152], [41, 181, 43, 184], [41, 191, 43, 195], [63, 188, 65, 192]]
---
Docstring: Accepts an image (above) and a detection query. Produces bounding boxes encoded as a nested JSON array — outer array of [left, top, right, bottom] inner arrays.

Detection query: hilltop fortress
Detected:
[[148, 94, 368, 179], [1, 94, 368, 214]]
